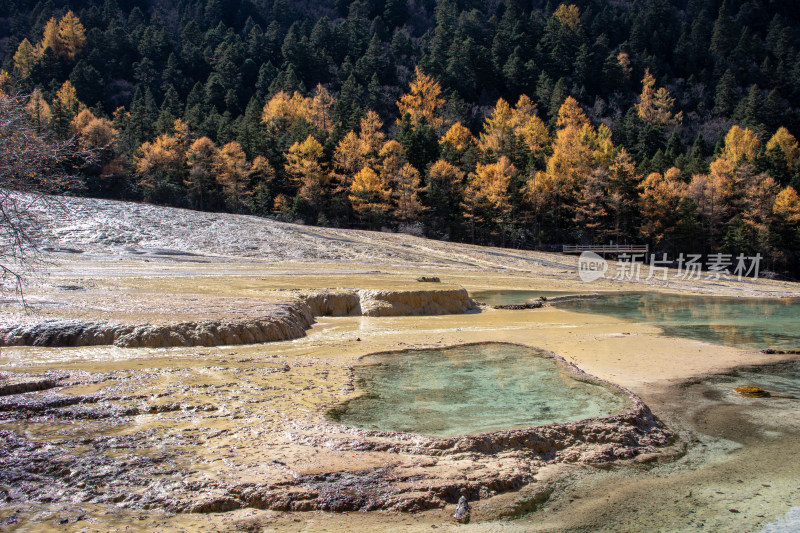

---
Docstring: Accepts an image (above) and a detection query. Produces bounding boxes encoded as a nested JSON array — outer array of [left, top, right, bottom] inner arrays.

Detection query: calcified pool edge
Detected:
[[304, 343, 671, 462], [0, 342, 673, 517], [0, 288, 475, 348]]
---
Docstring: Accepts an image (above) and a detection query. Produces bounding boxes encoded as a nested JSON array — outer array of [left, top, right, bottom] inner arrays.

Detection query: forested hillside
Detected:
[[1, 0, 800, 274]]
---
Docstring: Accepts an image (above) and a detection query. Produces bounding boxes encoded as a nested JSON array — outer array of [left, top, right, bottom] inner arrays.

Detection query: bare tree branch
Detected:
[[0, 90, 94, 301]]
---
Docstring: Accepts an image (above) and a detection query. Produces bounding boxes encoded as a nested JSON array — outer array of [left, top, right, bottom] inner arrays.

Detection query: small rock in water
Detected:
[[453, 495, 470, 523]]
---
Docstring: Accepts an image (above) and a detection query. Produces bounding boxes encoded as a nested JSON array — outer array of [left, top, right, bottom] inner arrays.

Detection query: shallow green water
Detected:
[[729, 360, 800, 397], [554, 293, 800, 351], [328, 343, 627, 437], [470, 290, 577, 306]]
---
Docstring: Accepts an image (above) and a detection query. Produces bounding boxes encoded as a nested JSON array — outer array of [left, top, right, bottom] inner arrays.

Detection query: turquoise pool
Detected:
[[327, 343, 627, 437], [554, 293, 800, 351]]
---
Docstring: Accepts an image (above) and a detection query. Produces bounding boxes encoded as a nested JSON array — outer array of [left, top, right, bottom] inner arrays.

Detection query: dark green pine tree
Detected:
[[154, 86, 183, 134], [710, 1, 736, 66], [269, 64, 306, 95], [397, 114, 440, 174], [120, 87, 159, 154], [160, 53, 185, 95], [383, 0, 408, 28], [713, 69, 738, 117], [664, 132, 683, 167], [535, 71, 554, 116], [366, 73, 384, 116], [763, 89, 784, 133], [547, 77, 567, 128], [237, 96, 268, 159], [741, 84, 766, 138], [69, 60, 104, 108], [255, 62, 278, 101], [355, 33, 389, 84], [333, 73, 365, 132]]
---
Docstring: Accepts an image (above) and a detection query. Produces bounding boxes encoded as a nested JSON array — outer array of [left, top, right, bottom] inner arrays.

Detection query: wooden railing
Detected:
[[562, 244, 649, 254]]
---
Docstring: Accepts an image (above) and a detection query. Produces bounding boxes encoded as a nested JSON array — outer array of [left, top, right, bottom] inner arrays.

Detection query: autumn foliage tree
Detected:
[[134, 120, 189, 204], [640, 167, 690, 249], [537, 97, 593, 234], [349, 167, 391, 227], [214, 142, 250, 212], [462, 156, 516, 244], [185, 137, 218, 209], [285, 135, 328, 217], [635, 69, 683, 126], [396, 66, 445, 129]]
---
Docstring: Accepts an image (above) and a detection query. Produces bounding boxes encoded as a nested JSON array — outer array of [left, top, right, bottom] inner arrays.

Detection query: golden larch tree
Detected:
[[396, 66, 445, 129], [573, 168, 609, 241], [478, 98, 515, 155], [689, 168, 729, 247], [773, 186, 800, 224], [41, 17, 61, 54], [462, 156, 516, 244], [349, 167, 391, 224], [377, 139, 407, 187], [50, 80, 85, 136], [272, 193, 292, 218], [135, 134, 185, 190], [214, 141, 250, 211], [185, 136, 218, 209], [70, 108, 96, 134], [439, 122, 478, 170], [250, 155, 277, 212], [428, 159, 465, 197], [57, 11, 86, 59], [480, 95, 550, 160], [75, 114, 117, 150], [766, 127, 800, 170], [606, 147, 639, 240], [393, 163, 425, 223], [511, 95, 551, 156], [427, 159, 465, 223], [721, 125, 760, 165], [308, 84, 335, 133], [262, 87, 335, 136], [639, 167, 688, 245], [27, 89, 51, 132], [440, 122, 476, 152], [556, 96, 590, 130], [545, 97, 594, 203], [54, 80, 82, 114], [332, 111, 385, 190], [359, 110, 386, 156], [553, 4, 582, 29], [635, 69, 682, 126], [13, 39, 36, 77], [285, 135, 328, 206], [262, 91, 310, 127], [333, 131, 368, 188], [740, 172, 779, 246]]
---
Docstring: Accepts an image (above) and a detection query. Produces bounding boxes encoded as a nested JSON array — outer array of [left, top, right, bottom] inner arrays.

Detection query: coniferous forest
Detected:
[[2, 0, 800, 275]]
